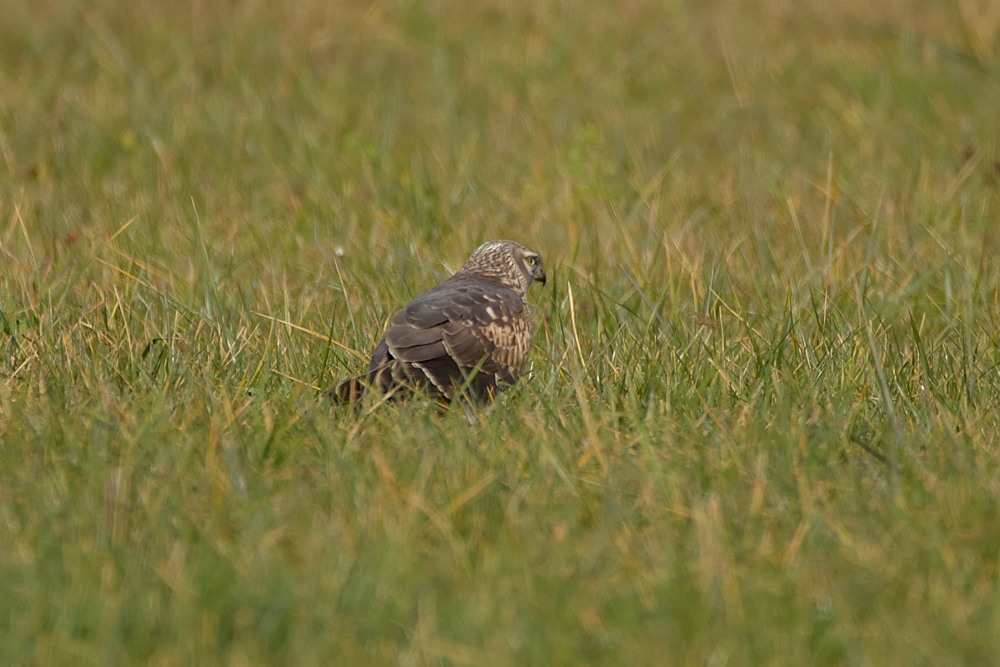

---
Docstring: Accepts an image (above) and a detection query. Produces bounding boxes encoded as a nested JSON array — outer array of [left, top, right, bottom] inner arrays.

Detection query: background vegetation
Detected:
[[2, 0, 999, 664]]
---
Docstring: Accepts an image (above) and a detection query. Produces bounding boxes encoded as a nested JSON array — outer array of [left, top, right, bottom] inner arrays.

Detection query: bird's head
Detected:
[[456, 240, 546, 294]]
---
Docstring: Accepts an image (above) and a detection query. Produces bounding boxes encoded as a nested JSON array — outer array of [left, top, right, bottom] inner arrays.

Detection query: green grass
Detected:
[[2, 0, 1000, 664]]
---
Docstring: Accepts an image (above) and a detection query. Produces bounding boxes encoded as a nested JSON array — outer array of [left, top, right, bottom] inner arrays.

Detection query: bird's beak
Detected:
[[534, 267, 547, 286]]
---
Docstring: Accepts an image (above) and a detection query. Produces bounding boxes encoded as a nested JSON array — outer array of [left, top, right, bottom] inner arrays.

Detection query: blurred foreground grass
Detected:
[[2, 0, 1000, 664]]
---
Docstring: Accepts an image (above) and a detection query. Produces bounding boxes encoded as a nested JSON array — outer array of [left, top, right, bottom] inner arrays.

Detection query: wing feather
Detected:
[[442, 326, 486, 363], [389, 338, 448, 362], [362, 282, 531, 400]]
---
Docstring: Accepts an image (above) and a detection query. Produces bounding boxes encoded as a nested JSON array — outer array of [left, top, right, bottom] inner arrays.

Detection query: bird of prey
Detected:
[[329, 240, 546, 404]]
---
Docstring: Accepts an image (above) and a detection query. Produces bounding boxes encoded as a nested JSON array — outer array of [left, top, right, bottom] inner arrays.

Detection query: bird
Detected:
[[328, 240, 546, 404]]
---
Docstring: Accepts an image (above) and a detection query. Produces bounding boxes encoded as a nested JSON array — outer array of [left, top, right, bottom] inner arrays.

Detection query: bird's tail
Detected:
[[325, 375, 366, 404]]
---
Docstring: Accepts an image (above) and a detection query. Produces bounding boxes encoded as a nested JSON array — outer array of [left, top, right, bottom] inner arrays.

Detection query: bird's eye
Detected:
[[525, 255, 538, 267]]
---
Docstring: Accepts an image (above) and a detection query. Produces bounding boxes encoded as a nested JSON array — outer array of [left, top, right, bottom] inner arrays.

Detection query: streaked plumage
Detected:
[[329, 240, 546, 404]]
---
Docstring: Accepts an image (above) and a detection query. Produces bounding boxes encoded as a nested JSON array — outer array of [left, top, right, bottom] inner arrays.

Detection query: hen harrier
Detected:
[[329, 240, 546, 404]]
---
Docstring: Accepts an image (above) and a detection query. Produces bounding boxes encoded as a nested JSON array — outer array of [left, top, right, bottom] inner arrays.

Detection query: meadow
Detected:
[[2, 0, 1000, 664]]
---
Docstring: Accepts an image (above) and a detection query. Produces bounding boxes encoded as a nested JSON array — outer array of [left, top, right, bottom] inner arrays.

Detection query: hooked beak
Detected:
[[533, 266, 547, 286]]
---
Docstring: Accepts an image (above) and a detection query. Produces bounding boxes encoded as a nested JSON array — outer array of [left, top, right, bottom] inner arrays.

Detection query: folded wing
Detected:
[[365, 283, 532, 400]]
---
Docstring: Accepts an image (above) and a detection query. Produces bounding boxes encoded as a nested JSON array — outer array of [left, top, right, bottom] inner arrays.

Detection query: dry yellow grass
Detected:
[[2, 0, 999, 664]]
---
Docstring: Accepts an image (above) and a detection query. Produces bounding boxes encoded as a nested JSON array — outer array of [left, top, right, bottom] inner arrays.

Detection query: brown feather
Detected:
[[327, 240, 546, 404]]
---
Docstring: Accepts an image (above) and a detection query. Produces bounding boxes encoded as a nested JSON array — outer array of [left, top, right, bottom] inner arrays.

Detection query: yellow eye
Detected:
[[525, 255, 538, 267]]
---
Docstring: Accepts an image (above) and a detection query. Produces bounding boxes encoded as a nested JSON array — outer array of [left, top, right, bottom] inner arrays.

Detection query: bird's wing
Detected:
[[371, 282, 529, 397]]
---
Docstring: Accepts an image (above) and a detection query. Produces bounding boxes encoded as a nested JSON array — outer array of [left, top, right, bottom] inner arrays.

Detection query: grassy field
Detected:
[[2, 0, 1000, 664]]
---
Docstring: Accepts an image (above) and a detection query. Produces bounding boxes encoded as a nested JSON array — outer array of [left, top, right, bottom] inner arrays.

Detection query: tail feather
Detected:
[[325, 375, 366, 405]]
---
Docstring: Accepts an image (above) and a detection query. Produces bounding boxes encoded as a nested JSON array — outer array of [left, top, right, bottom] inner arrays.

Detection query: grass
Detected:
[[2, 0, 1000, 664]]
